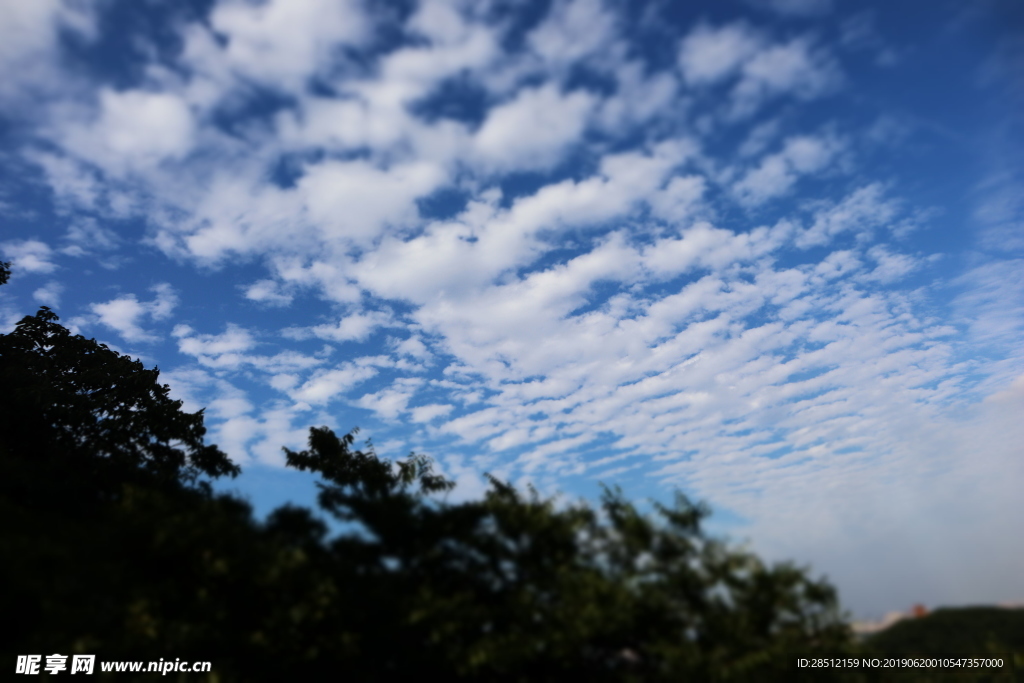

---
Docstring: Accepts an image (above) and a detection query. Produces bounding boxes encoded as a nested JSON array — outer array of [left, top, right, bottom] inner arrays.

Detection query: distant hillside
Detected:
[[865, 606, 1024, 656]]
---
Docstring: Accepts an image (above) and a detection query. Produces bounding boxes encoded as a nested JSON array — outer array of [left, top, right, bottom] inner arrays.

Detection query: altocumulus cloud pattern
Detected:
[[0, 0, 1021, 618]]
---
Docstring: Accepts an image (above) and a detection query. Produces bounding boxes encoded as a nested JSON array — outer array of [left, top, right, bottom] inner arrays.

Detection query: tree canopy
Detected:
[[0, 305, 238, 487], [9, 268, 1005, 681]]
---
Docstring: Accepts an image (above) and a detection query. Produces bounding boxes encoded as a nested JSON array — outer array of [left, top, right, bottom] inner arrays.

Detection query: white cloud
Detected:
[[244, 279, 293, 307], [951, 260, 1024, 359], [679, 22, 764, 86], [91, 284, 178, 343], [356, 378, 424, 420], [861, 245, 921, 284], [148, 283, 177, 320], [204, 0, 369, 93], [1, 239, 57, 274], [410, 402, 454, 423], [63, 89, 196, 172], [0, 0, 95, 102], [595, 60, 679, 133], [734, 133, 844, 205], [730, 36, 840, 118], [24, 152, 102, 212], [171, 176, 306, 263], [173, 322, 325, 375], [300, 159, 447, 245], [355, 143, 688, 303], [159, 366, 330, 466], [392, 334, 433, 361], [367, 198, 982, 527], [174, 323, 255, 367], [474, 84, 595, 173], [291, 364, 377, 404], [678, 23, 840, 119], [63, 218, 119, 256], [649, 175, 706, 223], [973, 169, 1024, 254], [33, 280, 63, 307], [297, 309, 398, 343], [407, 1, 471, 45], [373, 13, 498, 103], [641, 220, 788, 278], [814, 249, 861, 281], [797, 183, 899, 248], [527, 0, 619, 71]]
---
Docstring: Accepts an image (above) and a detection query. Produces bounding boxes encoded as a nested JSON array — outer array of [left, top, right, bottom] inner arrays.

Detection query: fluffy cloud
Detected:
[[292, 309, 399, 343], [353, 142, 689, 304], [299, 159, 447, 245], [410, 402, 454, 423], [22, 152, 103, 212], [63, 219, 120, 257], [474, 84, 595, 173], [32, 281, 63, 307], [729, 36, 840, 118], [734, 133, 844, 205], [679, 22, 764, 86], [1, 240, 58, 274], [90, 283, 178, 343], [291, 364, 378, 405], [796, 183, 899, 248], [527, 0, 619, 72], [174, 323, 325, 374], [646, 174, 704, 224], [244, 279, 293, 307], [174, 323, 255, 367], [0, 0, 95, 103], [72, 89, 195, 170], [679, 22, 840, 119], [202, 0, 369, 93], [356, 377, 425, 420]]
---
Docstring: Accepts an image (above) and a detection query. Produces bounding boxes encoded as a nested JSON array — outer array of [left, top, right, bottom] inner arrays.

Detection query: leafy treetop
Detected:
[[0, 305, 239, 488]]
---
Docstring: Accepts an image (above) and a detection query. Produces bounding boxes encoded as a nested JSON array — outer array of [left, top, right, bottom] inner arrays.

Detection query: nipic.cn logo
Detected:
[[16, 654, 95, 675]]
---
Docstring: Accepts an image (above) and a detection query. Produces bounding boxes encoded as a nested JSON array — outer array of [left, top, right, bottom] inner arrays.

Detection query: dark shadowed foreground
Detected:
[[1, 262, 1018, 681]]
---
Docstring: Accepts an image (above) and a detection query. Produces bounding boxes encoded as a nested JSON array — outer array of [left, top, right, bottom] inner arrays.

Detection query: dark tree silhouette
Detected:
[[279, 426, 854, 681], [0, 306, 238, 489]]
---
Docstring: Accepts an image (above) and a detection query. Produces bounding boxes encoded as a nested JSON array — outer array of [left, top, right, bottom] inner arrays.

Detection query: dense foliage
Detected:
[[866, 607, 1024, 661], [2, 275, 1014, 681]]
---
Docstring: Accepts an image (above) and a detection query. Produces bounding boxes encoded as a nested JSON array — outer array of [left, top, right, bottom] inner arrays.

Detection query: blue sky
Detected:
[[1, 0, 1021, 619]]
